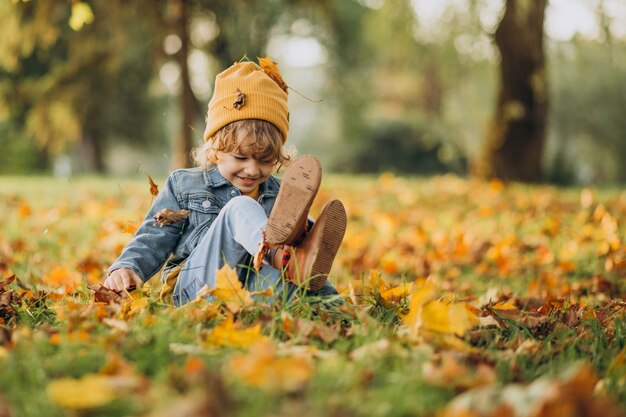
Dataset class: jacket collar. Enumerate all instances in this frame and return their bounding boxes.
[204,167,229,188]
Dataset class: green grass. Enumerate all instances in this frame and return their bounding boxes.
[1,174,625,416]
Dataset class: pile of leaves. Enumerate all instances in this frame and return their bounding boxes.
[0,174,625,417]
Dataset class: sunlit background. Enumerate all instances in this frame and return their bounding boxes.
[1,0,625,184]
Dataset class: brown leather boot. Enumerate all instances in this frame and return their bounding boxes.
[265,155,322,245]
[279,200,347,291]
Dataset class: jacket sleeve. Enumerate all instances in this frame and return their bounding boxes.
[108,174,187,282]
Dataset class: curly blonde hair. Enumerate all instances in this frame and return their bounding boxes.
[193,120,290,171]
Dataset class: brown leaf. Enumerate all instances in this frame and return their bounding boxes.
[153,209,190,227]
[146,174,159,196]
[0,277,17,324]
[232,88,246,109]
[0,325,12,348]
[258,56,288,93]
[89,285,123,305]
[0,275,15,293]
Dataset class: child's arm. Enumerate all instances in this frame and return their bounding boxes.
[105,173,187,289]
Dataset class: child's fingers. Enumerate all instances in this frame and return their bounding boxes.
[104,269,142,292]
[121,271,142,291]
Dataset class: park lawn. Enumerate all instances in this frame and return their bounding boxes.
[1,174,625,417]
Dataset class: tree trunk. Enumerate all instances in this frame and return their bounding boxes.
[81,133,106,173]
[479,0,548,182]
[171,0,195,169]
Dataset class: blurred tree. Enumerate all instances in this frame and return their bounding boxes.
[169,0,196,169]
[547,37,626,183]
[0,1,167,173]
[479,0,548,182]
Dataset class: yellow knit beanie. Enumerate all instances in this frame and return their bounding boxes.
[203,61,289,143]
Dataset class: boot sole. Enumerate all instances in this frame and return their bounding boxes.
[299,200,347,291]
[265,156,322,245]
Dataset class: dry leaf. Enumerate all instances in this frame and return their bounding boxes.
[0,275,15,292]
[153,208,190,227]
[206,316,268,348]
[42,267,80,293]
[227,341,313,392]
[440,362,624,417]
[258,56,288,93]
[146,174,159,196]
[233,88,246,109]
[402,280,478,340]
[208,264,253,314]
[47,374,116,409]
[89,284,123,305]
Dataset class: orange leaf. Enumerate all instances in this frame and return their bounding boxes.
[258,57,288,93]
[227,341,313,392]
[146,174,159,196]
[206,316,268,348]
[42,267,80,293]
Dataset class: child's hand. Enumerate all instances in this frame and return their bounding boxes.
[103,268,143,292]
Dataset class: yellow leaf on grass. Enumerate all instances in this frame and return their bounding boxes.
[47,374,115,409]
[422,301,478,336]
[402,280,478,337]
[401,280,437,334]
[492,301,517,310]
[209,264,253,313]
[206,316,268,348]
[125,296,149,316]
[380,282,413,303]
[227,341,313,392]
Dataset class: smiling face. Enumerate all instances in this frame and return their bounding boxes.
[216,149,275,196]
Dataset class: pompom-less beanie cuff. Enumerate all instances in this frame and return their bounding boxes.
[203,61,289,143]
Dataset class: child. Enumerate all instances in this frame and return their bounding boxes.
[104,59,347,306]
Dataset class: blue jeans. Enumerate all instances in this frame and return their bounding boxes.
[172,196,339,306]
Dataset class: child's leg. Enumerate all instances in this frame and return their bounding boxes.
[172,194,342,307]
[173,195,270,306]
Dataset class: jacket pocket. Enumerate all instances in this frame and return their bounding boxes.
[188,193,221,226]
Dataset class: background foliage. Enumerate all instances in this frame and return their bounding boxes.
[0,0,625,182]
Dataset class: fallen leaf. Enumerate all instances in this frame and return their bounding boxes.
[206,316,268,348]
[153,208,190,227]
[89,285,123,305]
[227,341,313,392]
[208,264,253,314]
[41,267,80,293]
[440,362,624,417]
[47,374,116,409]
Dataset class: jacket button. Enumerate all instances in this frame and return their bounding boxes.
[202,200,211,208]
[230,190,237,196]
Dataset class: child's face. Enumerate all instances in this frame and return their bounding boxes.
[216,150,274,196]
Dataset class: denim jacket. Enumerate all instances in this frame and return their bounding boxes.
[108,167,280,282]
